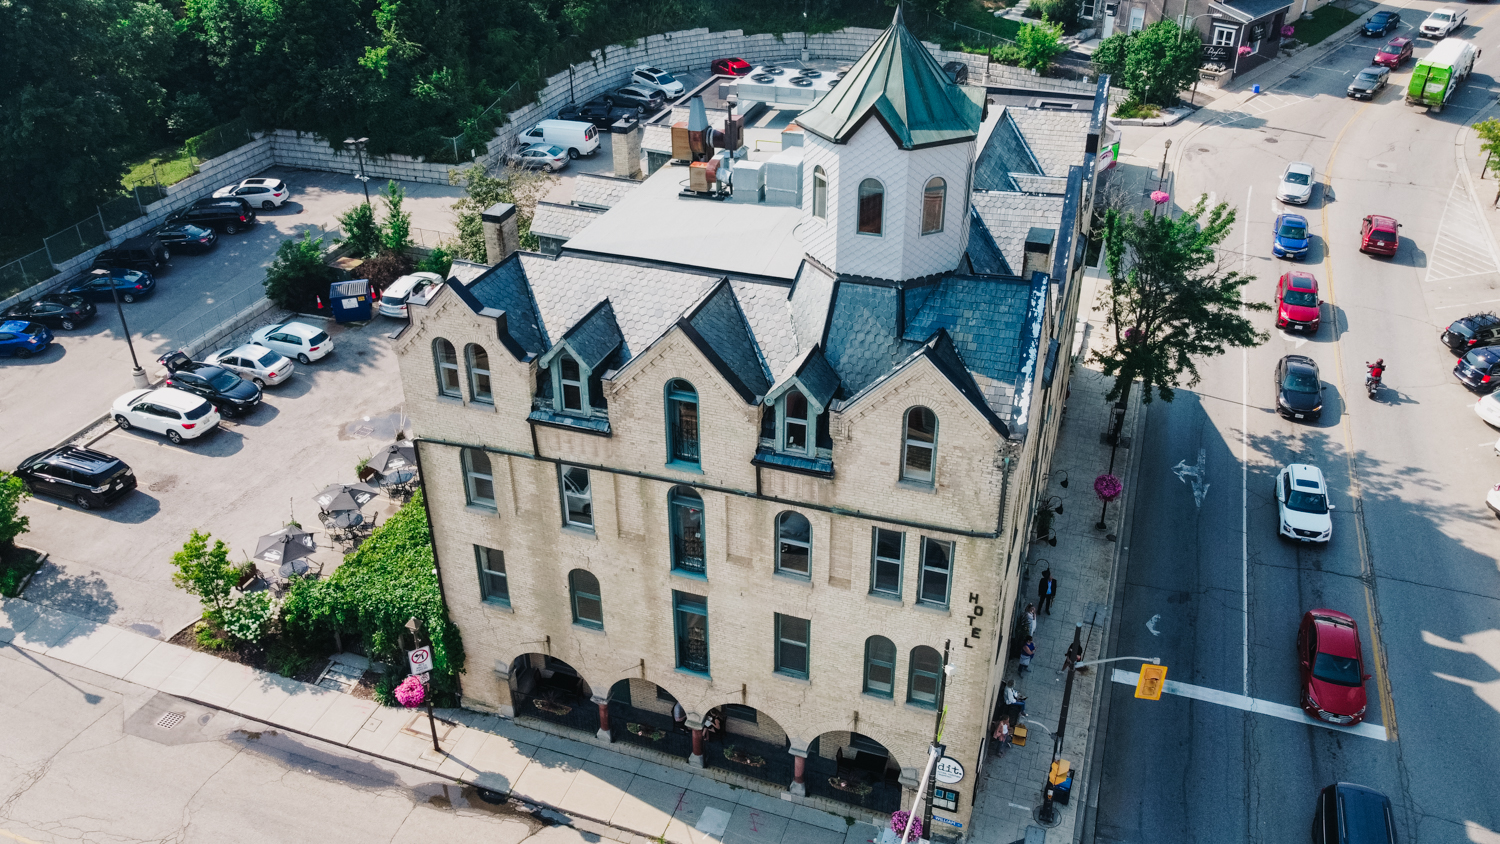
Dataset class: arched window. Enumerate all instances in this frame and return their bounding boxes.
[463,448,495,508]
[466,344,492,403]
[857,178,884,235]
[434,339,460,397]
[921,177,946,235]
[813,166,828,220]
[569,569,603,629]
[781,390,811,454]
[775,511,811,577]
[908,645,943,707]
[864,636,896,697]
[902,407,937,484]
[667,379,700,466]
[558,353,584,412]
[669,486,706,574]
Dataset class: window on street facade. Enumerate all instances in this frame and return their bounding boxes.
[813,166,828,220]
[864,635,896,697]
[908,645,943,707]
[670,486,706,574]
[435,338,461,397]
[463,448,495,508]
[569,569,603,629]
[902,406,937,484]
[857,178,884,235]
[467,344,493,403]
[775,613,810,678]
[870,528,905,597]
[560,466,593,529]
[776,511,812,577]
[667,379,700,466]
[674,591,709,673]
[921,177,946,235]
[558,354,585,412]
[917,536,953,608]
[1213,25,1236,46]
[780,390,813,455]
[476,546,508,606]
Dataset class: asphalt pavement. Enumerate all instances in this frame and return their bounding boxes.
[1092,6,1500,842]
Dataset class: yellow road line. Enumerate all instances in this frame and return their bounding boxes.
[1318,99,1399,743]
[0,828,46,844]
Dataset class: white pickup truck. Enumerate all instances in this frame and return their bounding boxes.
[1421,7,1466,38]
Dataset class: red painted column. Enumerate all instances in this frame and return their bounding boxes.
[691,727,705,757]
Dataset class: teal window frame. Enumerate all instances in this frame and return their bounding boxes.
[669,486,706,576]
[435,338,461,397]
[902,406,938,484]
[554,352,586,413]
[673,591,710,674]
[568,569,603,629]
[775,511,812,578]
[466,344,493,404]
[774,613,810,679]
[463,448,496,509]
[475,546,509,607]
[907,645,943,708]
[870,527,904,598]
[777,389,816,456]
[917,536,953,608]
[864,635,896,697]
[666,379,701,468]
[559,465,593,530]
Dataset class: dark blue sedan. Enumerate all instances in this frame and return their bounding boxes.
[1363,11,1400,36]
[0,320,53,358]
[1273,213,1310,260]
[64,268,157,303]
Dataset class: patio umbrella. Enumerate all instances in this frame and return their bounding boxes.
[278,557,312,578]
[367,441,417,476]
[254,526,317,565]
[315,482,380,514]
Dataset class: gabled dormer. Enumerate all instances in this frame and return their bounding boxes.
[530,299,622,435]
[754,345,840,476]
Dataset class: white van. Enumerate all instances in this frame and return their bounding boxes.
[380,272,443,319]
[517,120,600,159]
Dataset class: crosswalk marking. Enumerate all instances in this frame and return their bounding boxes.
[1213,93,1308,127]
[1111,669,1390,741]
[1426,173,1500,284]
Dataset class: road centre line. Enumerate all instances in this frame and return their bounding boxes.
[1111,670,1390,741]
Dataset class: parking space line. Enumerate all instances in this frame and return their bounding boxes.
[1111,670,1390,741]
[1427,173,1500,284]
[1434,297,1500,310]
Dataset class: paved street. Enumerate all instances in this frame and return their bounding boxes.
[1093,5,1500,842]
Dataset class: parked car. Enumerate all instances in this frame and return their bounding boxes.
[1420,7,1465,37]
[1363,10,1400,36]
[1441,312,1500,352]
[110,387,220,443]
[1453,346,1500,392]
[213,177,291,209]
[63,269,156,303]
[1273,213,1310,259]
[1311,783,1395,844]
[1374,37,1413,68]
[607,85,667,113]
[557,98,639,128]
[148,222,218,253]
[1475,393,1500,427]
[190,194,254,214]
[2,294,95,330]
[507,144,569,172]
[942,60,969,84]
[14,446,135,510]
[91,235,168,273]
[165,201,256,234]
[1488,481,1500,516]
[515,119,600,159]
[1276,463,1334,543]
[1347,65,1390,99]
[0,320,52,358]
[711,57,752,76]
[380,272,443,319]
[1359,215,1400,256]
[1276,354,1324,421]
[158,351,263,416]
[1277,161,1316,204]
[631,66,685,98]
[1298,611,1369,725]
[1276,271,1322,332]
[204,344,295,387]
[251,320,333,364]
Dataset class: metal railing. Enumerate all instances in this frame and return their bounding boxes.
[160,284,274,355]
[409,227,458,250]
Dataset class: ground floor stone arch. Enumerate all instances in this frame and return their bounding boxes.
[508,653,599,734]
[701,702,793,788]
[804,731,904,814]
[606,678,694,758]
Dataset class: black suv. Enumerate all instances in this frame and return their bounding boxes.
[15,446,136,510]
[606,85,667,112]
[166,201,256,234]
[91,235,169,273]
[2,294,96,330]
[558,98,640,128]
[148,223,218,254]
[158,350,263,416]
[1441,312,1500,353]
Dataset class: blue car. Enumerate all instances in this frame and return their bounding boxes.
[0,320,53,358]
[1273,213,1310,260]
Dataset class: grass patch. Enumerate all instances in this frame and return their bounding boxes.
[1113,101,1162,120]
[907,0,1022,52]
[0,544,43,597]
[122,149,197,191]
[1288,4,1359,47]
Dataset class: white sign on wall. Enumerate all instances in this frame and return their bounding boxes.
[935,756,965,784]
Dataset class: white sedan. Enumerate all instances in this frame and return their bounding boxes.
[213,178,291,209]
[250,321,333,364]
[1277,162,1316,205]
[1477,394,1500,428]
[205,343,295,387]
[1488,482,1500,516]
[112,387,221,444]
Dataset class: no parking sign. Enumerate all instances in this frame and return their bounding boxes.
[408,646,433,675]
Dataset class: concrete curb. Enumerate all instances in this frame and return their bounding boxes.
[8,544,50,597]
[1110,108,1193,127]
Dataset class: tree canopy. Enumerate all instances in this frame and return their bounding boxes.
[1092,20,1203,107]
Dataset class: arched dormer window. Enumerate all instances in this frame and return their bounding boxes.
[466,344,492,403]
[921,177,946,235]
[902,407,937,484]
[666,379,700,467]
[813,166,828,220]
[857,178,884,236]
[557,353,585,413]
[779,389,813,455]
[434,339,460,398]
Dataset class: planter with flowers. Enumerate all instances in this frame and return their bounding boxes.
[828,776,874,796]
[890,811,923,840]
[626,722,665,741]
[722,745,766,767]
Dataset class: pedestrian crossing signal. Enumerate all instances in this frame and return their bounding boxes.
[1135,665,1167,700]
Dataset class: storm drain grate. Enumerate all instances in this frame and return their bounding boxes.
[156,711,186,730]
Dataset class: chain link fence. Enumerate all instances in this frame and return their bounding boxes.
[0,249,58,302]
[161,283,273,355]
[186,117,255,164]
[409,227,458,250]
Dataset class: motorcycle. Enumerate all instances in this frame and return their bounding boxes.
[1365,362,1384,400]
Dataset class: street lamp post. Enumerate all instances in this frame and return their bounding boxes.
[405,617,442,753]
[345,137,372,206]
[108,280,148,388]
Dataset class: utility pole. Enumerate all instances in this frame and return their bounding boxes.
[108,279,148,388]
[345,137,372,206]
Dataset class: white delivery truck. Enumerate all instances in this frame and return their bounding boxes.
[516,120,600,159]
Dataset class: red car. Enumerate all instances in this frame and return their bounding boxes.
[1374,37,1412,68]
[1298,610,1370,725]
[711,58,752,76]
[1276,271,1323,332]
[1360,215,1400,256]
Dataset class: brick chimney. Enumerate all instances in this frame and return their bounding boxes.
[611,115,642,180]
[482,202,519,265]
[1023,227,1055,279]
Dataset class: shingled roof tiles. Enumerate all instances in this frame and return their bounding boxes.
[531,201,603,240]
[558,299,624,370]
[823,281,920,396]
[789,261,837,353]
[730,279,800,382]
[970,192,1066,275]
[684,281,772,399]
[465,257,546,357]
[1006,109,1090,178]
[570,174,641,210]
[972,110,1040,192]
[965,209,1012,276]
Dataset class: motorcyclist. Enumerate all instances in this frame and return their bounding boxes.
[1366,359,1385,385]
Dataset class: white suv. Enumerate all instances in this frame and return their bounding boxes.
[112,387,221,443]
[1276,464,1334,542]
[631,66,684,98]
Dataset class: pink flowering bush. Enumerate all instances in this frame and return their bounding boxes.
[1094,474,1124,502]
[1281,24,1296,37]
[890,811,923,839]
[394,675,426,708]
[1237,44,1252,56]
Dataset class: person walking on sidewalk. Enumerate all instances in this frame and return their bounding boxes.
[1019,636,1036,673]
[1038,570,1058,615]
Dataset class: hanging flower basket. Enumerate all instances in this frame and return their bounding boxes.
[891,810,924,839]
[1095,473,1124,502]
[1237,44,1253,56]
[723,745,767,767]
[394,675,425,708]
[533,698,573,716]
[1280,24,1296,37]
[626,722,666,741]
[828,776,874,796]
[1150,190,1170,204]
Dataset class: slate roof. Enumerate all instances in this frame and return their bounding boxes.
[903,274,1041,422]
[973,110,1042,192]
[822,280,916,397]
[1011,174,1070,195]
[965,208,1012,276]
[970,192,1066,273]
[454,256,545,359]
[796,8,985,150]
[553,299,623,371]
[531,201,603,240]
[729,279,799,380]
[681,280,772,401]
[571,174,640,210]
[1007,109,1091,177]
[768,345,841,409]
[1216,0,1292,21]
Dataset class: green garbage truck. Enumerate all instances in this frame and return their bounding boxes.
[1407,39,1479,112]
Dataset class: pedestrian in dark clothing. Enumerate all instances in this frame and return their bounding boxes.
[672,701,687,733]
[1018,636,1036,674]
[1063,639,1083,672]
[1039,570,1057,614]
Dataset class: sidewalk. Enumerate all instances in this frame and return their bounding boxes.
[0,596,879,844]
[963,266,1147,844]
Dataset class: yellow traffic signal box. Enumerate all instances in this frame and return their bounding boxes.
[1135,665,1168,700]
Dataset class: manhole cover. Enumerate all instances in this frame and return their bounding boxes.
[353,425,374,437]
[1264,137,1279,143]
[156,711,186,730]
